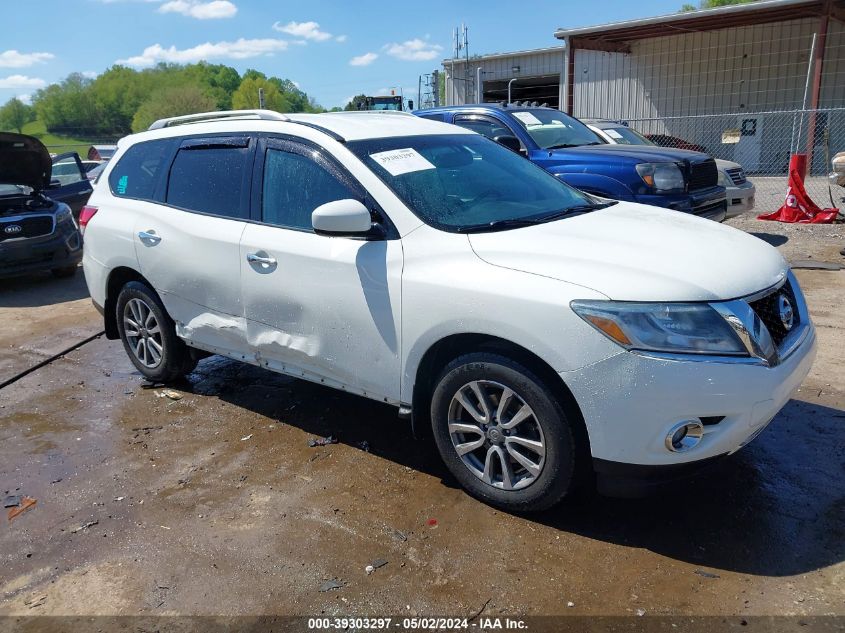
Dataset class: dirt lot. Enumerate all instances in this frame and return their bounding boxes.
[1,215,843,623]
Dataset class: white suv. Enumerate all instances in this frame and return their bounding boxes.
[82,109,816,511]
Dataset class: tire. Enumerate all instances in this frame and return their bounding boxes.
[51,265,78,278]
[116,281,197,383]
[430,352,578,512]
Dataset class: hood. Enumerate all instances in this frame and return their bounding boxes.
[468,203,787,302]
[553,143,709,164]
[715,158,742,170]
[0,133,52,191]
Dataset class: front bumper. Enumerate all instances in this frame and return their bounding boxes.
[561,272,817,492]
[635,185,727,221]
[0,224,82,278]
[725,181,756,218]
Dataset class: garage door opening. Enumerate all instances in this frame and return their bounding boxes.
[482,74,560,109]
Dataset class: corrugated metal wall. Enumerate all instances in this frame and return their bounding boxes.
[572,17,843,120]
[573,17,844,175]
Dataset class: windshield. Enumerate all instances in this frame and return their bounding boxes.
[600,125,655,146]
[348,134,610,232]
[509,110,604,150]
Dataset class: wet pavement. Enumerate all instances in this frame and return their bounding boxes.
[0,262,843,618]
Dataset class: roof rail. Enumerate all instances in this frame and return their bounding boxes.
[148,109,290,130]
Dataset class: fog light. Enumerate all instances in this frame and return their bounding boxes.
[665,420,704,452]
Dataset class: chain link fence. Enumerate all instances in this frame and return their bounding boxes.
[620,108,844,214]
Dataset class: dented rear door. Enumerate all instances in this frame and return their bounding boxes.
[133,135,254,356]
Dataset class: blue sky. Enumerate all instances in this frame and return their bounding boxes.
[2,0,682,110]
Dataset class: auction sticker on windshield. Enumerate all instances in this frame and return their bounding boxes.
[370,148,436,176]
[512,111,542,126]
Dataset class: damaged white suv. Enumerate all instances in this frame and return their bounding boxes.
[82,110,816,511]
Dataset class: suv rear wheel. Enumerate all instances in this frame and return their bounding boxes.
[430,352,578,512]
[116,281,196,382]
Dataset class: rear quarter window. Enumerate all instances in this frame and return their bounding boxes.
[108,139,173,201]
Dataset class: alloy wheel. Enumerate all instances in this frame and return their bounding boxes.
[123,298,164,368]
[447,380,546,491]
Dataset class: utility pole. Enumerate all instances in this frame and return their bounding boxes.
[258,87,266,109]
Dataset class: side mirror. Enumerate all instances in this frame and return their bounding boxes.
[312,199,373,236]
[493,135,521,153]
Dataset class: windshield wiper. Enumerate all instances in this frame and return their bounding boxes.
[545,141,603,150]
[456,201,616,233]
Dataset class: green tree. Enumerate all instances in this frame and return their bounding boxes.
[90,66,149,134]
[28,63,319,137]
[131,84,217,132]
[33,73,98,136]
[344,94,368,111]
[0,98,35,133]
[182,62,241,110]
[232,76,288,111]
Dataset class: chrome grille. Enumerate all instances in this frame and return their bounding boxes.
[725,167,746,185]
[688,159,718,191]
[748,280,800,347]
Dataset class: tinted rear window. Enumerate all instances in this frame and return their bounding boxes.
[166,142,250,218]
[109,139,172,200]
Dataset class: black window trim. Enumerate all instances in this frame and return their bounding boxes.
[249,133,399,240]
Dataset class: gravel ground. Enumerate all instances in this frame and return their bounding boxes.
[726,209,845,265]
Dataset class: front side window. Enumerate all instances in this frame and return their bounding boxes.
[262,147,357,230]
[109,139,172,201]
[166,140,250,218]
[453,116,513,141]
[602,126,654,146]
[348,134,609,233]
[509,109,604,150]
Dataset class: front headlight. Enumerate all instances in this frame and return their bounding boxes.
[56,208,77,228]
[718,169,732,187]
[570,300,747,356]
[635,162,685,193]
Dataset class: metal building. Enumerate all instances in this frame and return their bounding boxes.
[443,0,844,178]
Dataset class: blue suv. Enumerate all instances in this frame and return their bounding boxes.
[415,104,726,221]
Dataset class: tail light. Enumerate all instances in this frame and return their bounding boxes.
[78,206,98,236]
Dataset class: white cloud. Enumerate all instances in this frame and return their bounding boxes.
[158,0,237,19]
[0,75,46,90]
[272,21,332,42]
[17,94,32,105]
[335,34,347,43]
[117,38,288,66]
[81,70,98,79]
[349,52,377,67]
[383,38,442,61]
[0,50,54,68]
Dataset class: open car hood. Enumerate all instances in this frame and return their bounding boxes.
[0,132,52,191]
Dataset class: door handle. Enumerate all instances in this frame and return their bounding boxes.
[138,230,161,244]
[247,253,277,266]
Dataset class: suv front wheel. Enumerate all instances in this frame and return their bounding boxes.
[430,352,578,512]
[116,281,196,382]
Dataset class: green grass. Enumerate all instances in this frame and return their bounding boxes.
[21,119,99,157]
